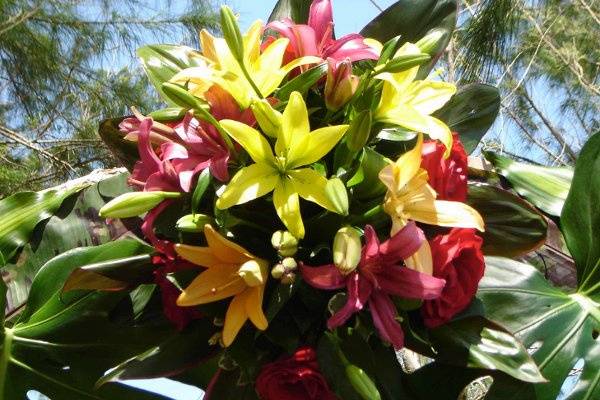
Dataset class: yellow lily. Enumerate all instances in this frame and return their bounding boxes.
[374,43,457,157]
[175,224,269,346]
[171,21,320,108]
[379,134,484,236]
[215,92,349,239]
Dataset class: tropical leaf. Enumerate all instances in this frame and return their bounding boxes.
[467,183,547,257]
[561,132,600,292]
[0,239,174,399]
[0,185,83,267]
[430,315,545,383]
[267,0,312,23]
[435,84,500,154]
[484,151,573,217]
[477,257,600,400]
[137,44,205,106]
[2,172,134,315]
[360,0,458,76]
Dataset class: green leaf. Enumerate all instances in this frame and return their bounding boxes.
[317,333,363,400]
[277,62,328,101]
[430,316,545,383]
[484,151,573,217]
[434,84,500,154]
[467,183,547,257]
[0,185,83,266]
[62,254,155,292]
[0,240,174,399]
[351,148,388,200]
[360,0,457,76]
[148,107,187,122]
[561,132,600,293]
[191,168,212,214]
[2,172,134,315]
[267,0,311,23]
[98,117,139,170]
[137,44,206,106]
[477,256,600,399]
[97,321,218,385]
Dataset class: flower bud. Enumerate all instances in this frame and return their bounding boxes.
[345,364,381,400]
[220,5,244,62]
[281,257,297,271]
[346,110,372,151]
[238,260,266,287]
[325,178,349,216]
[251,99,283,138]
[99,191,181,218]
[375,53,431,74]
[325,58,359,111]
[333,227,362,275]
[161,82,208,111]
[271,230,298,257]
[416,28,447,55]
[271,263,286,279]
[176,213,213,232]
[208,332,223,346]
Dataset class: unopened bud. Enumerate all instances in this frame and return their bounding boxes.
[238,260,266,287]
[416,28,447,55]
[251,99,282,138]
[345,364,381,400]
[333,227,362,275]
[220,6,244,62]
[375,53,431,74]
[346,110,372,151]
[281,257,297,271]
[325,58,359,111]
[208,332,224,347]
[176,213,212,232]
[99,191,181,218]
[271,263,286,280]
[271,230,298,257]
[161,82,208,111]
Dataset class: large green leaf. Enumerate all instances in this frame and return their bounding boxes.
[2,172,134,315]
[0,185,83,267]
[430,316,545,383]
[434,84,500,154]
[360,0,457,76]
[484,151,573,217]
[267,0,312,23]
[0,239,173,399]
[467,183,547,257]
[561,132,600,292]
[477,257,600,399]
[137,44,205,106]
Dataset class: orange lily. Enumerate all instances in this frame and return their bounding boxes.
[175,224,269,346]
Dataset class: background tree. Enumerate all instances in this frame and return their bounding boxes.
[0,0,218,196]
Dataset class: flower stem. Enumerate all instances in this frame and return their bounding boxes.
[240,63,264,99]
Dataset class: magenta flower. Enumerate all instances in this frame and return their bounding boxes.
[267,0,379,64]
[301,222,446,348]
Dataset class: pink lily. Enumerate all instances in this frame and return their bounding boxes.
[301,222,446,348]
[267,0,379,65]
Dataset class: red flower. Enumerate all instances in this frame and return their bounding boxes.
[421,133,468,202]
[421,228,485,328]
[256,347,338,400]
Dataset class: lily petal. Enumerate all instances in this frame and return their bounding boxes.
[405,241,434,275]
[300,263,346,290]
[277,92,310,157]
[203,225,254,264]
[377,265,446,299]
[289,168,340,213]
[175,244,222,268]
[273,178,304,238]
[379,134,424,193]
[328,272,372,329]
[288,124,349,168]
[245,285,268,330]
[223,290,250,346]
[308,0,333,41]
[177,266,246,306]
[369,290,405,348]
[216,163,279,209]
[379,221,424,262]
[407,199,485,232]
[220,119,275,163]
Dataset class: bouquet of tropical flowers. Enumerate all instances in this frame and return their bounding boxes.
[2,1,600,399]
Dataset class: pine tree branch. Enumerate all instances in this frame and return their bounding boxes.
[574,0,600,26]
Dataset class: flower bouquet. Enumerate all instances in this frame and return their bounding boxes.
[2,1,600,399]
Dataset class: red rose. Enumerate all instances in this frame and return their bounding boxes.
[421,133,468,202]
[422,228,484,328]
[256,347,338,400]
